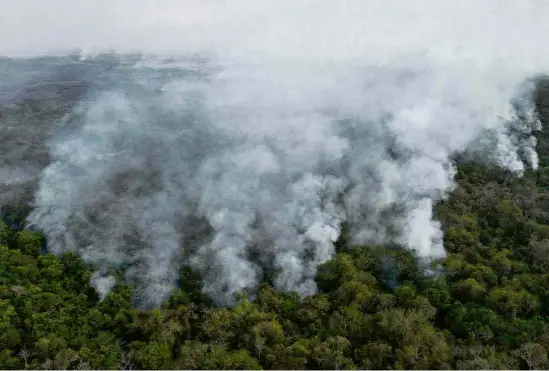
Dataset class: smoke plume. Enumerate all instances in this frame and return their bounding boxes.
[0,1,547,306]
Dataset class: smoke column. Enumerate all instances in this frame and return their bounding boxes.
[0,1,547,306]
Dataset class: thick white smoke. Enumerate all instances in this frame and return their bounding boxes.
[1,1,547,306]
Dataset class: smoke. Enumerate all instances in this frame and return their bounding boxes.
[1,1,547,306]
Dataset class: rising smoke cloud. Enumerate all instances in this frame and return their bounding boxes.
[0,1,548,306]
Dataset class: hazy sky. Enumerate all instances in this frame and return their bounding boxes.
[2,0,548,72]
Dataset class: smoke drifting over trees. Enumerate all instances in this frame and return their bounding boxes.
[0,1,548,306]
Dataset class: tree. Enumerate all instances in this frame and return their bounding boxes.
[514,342,548,370]
[134,341,172,369]
[15,230,44,257]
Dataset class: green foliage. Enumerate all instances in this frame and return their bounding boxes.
[15,230,43,257]
[0,220,9,245]
[3,117,549,369]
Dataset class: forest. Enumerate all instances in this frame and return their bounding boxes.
[1,80,549,370]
